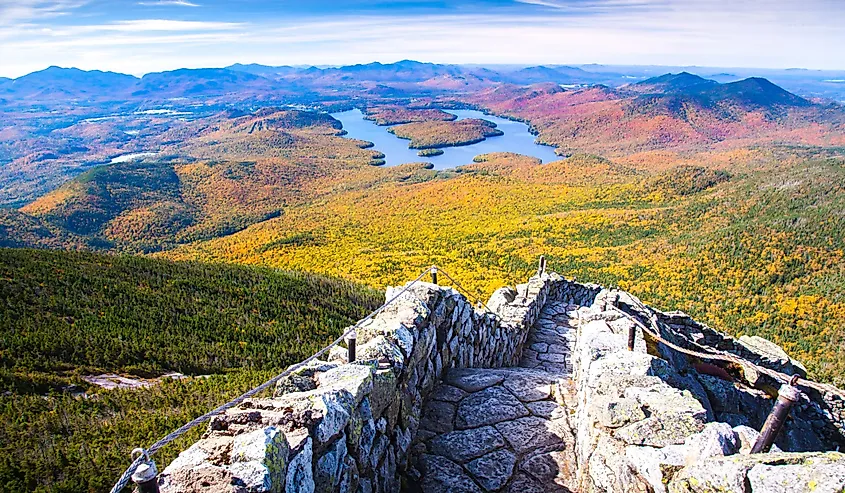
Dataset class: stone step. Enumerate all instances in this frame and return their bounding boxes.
[411,368,577,492]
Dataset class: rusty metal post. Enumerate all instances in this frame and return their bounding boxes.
[627,324,636,351]
[431,266,438,285]
[347,329,357,363]
[751,377,801,453]
[131,450,160,493]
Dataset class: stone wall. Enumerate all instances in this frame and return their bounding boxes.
[158,273,592,493]
[571,287,845,492]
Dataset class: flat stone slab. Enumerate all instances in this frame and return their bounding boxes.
[506,472,570,493]
[502,372,553,403]
[456,386,530,429]
[466,448,517,491]
[430,384,468,403]
[420,454,483,493]
[538,352,567,364]
[495,416,566,454]
[527,401,567,420]
[429,426,506,463]
[447,370,505,393]
[420,400,456,434]
[547,344,570,354]
[529,342,549,353]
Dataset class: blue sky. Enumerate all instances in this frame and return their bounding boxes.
[1,0,843,77]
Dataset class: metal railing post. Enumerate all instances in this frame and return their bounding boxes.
[627,324,636,351]
[131,450,160,493]
[751,376,801,453]
[431,266,438,285]
[538,255,546,276]
[347,329,357,363]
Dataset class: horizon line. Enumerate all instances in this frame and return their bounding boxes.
[6,60,845,80]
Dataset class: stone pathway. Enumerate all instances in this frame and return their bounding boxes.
[409,302,581,492]
[519,301,578,375]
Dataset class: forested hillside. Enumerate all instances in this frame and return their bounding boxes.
[165,150,845,387]
[0,249,381,492]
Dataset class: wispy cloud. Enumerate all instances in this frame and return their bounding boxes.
[0,0,88,26]
[137,0,200,7]
[0,0,843,77]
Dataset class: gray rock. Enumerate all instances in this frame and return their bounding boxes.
[315,389,356,444]
[446,369,505,393]
[285,437,315,493]
[419,454,483,493]
[357,478,372,493]
[668,452,845,492]
[456,386,530,429]
[530,342,549,353]
[587,435,651,492]
[615,384,708,447]
[506,472,569,493]
[502,372,553,402]
[616,413,706,447]
[369,434,388,471]
[316,364,373,407]
[495,416,566,454]
[429,426,506,463]
[369,368,397,421]
[738,335,807,377]
[538,352,567,363]
[466,449,517,491]
[696,374,741,415]
[315,434,347,493]
[420,399,456,434]
[430,384,469,403]
[356,419,376,468]
[526,401,566,420]
[547,344,569,355]
[732,425,781,455]
[682,422,738,463]
[625,444,686,493]
[747,455,845,492]
[594,397,645,429]
[228,427,289,492]
[521,449,577,491]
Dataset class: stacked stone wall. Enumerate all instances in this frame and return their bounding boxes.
[571,288,845,492]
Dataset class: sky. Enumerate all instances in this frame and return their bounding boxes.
[0,0,844,78]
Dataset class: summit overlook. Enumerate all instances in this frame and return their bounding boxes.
[2,1,845,492]
[2,59,844,492]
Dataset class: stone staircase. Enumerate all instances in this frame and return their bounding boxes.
[158,272,845,493]
[408,300,583,492]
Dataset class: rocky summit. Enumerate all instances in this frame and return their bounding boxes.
[159,272,845,492]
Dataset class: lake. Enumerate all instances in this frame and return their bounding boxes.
[110,152,156,163]
[331,109,561,169]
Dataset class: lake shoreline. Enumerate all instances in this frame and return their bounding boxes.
[331,108,561,169]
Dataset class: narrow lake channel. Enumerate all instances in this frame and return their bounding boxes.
[331,109,561,170]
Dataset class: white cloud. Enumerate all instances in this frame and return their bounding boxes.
[137,0,200,7]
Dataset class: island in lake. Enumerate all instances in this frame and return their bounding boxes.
[364,106,457,125]
[417,148,444,157]
[388,118,504,149]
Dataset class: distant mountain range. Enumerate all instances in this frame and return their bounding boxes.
[0,61,634,103]
[3,61,845,106]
